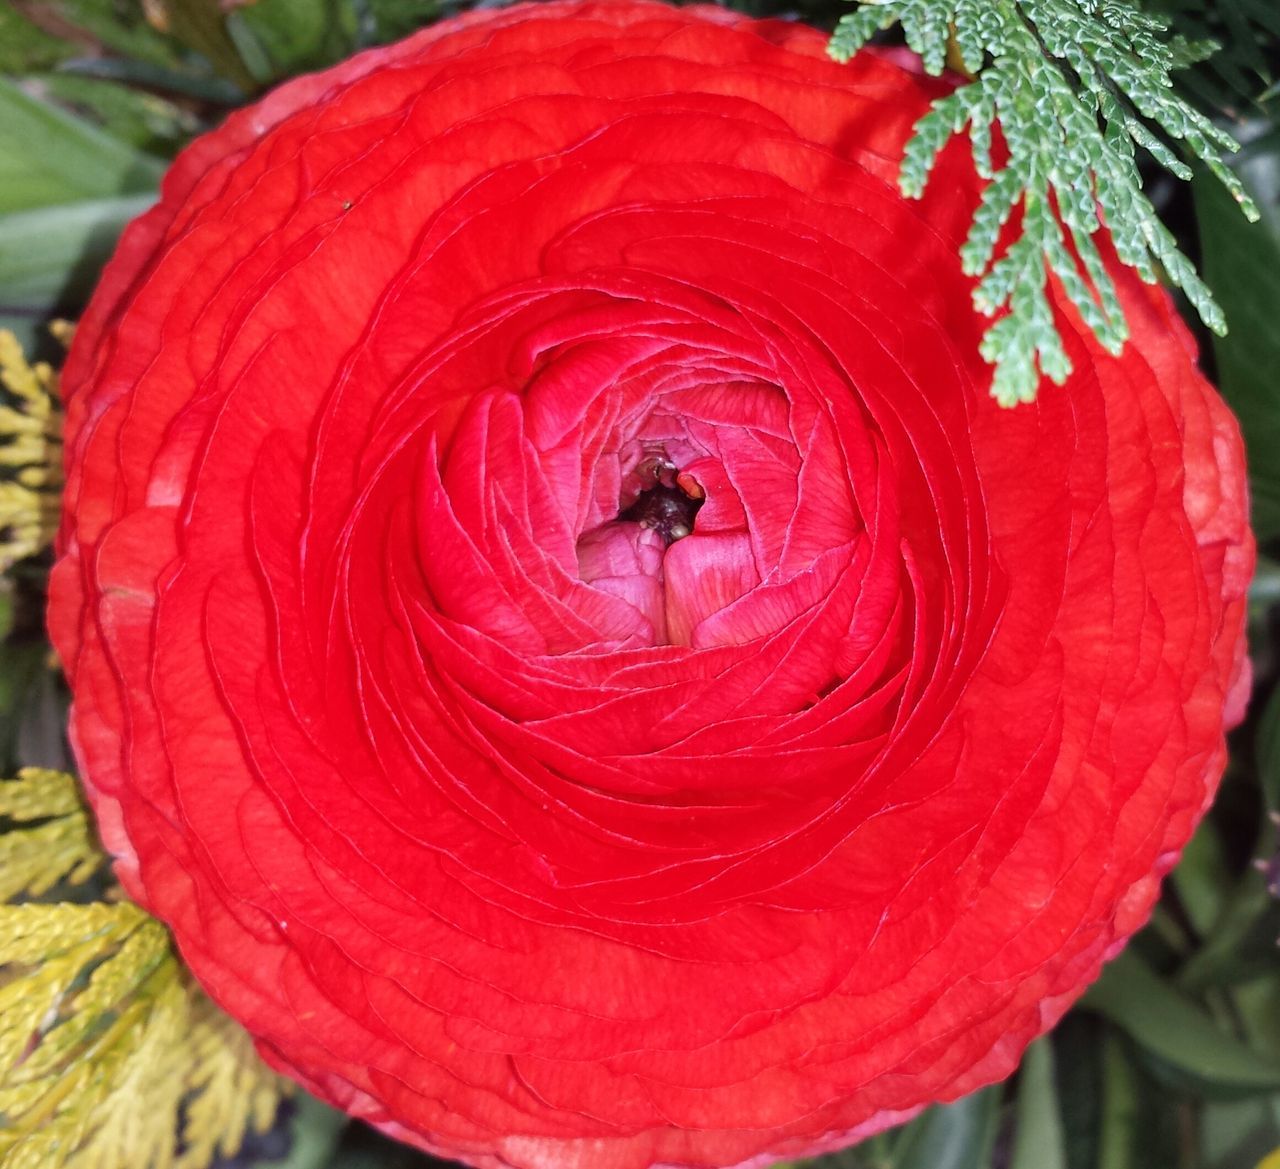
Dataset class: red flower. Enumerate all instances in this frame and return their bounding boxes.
[48,2,1252,1167]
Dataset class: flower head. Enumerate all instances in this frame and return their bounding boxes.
[48,3,1253,1168]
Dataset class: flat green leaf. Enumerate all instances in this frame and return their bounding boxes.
[1175,815,1234,937]
[57,55,243,105]
[0,641,47,776]
[1200,1098,1280,1169]
[1234,981,1280,1067]
[1052,1015,1103,1169]
[890,1084,1000,1169]
[36,74,195,156]
[1084,950,1280,1094]
[0,7,73,73]
[0,194,155,320]
[23,0,183,69]
[229,0,358,82]
[1194,151,1280,541]
[319,1118,446,1168]
[157,0,258,93]
[1258,683,1280,813]
[0,78,163,214]
[1073,1025,1184,1169]
[1009,1040,1067,1169]
[1172,686,1280,992]
[1178,883,1280,992]
[362,0,441,44]
[268,1094,349,1169]
[1096,1034,1140,1169]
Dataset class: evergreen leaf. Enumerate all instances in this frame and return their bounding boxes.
[177,997,289,1169]
[0,770,290,1169]
[0,767,82,820]
[0,769,101,900]
[0,334,63,573]
[827,0,1258,403]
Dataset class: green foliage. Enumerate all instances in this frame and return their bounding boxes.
[34,74,197,156]
[829,0,1259,405]
[0,8,72,74]
[360,0,444,44]
[227,0,361,83]
[0,78,162,357]
[889,1087,1001,1169]
[0,196,156,357]
[0,768,97,899]
[0,768,289,1169]
[139,0,259,92]
[1194,130,1280,541]
[1150,0,1280,108]
[0,1,448,355]
[18,0,188,71]
[0,78,162,216]
[1084,950,1280,1095]
[0,331,63,575]
[1009,1041,1067,1169]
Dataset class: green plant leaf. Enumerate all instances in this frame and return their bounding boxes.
[316,1117,446,1168]
[1052,1014,1103,1169]
[1065,1024,1185,1169]
[1149,0,1279,108]
[828,0,1257,406]
[890,1084,1001,1169]
[1177,883,1280,992]
[361,0,441,44]
[35,74,196,156]
[0,641,45,776]
[21,0,184,69]
[0,78,163,214]
[156,0,258,93]
[1175,815,1234,937]
[56,55,244,105]
[270,1095,349,1169]
[1009,1040,1067,1169]
[1194,142,1280,541]
[1096,1034,1140,1169]
[1258,682,1280,813]
[228,0,359,82]
[1084,950,1280,1095]
[1200,1097,1280,1169]
[0,7,73,74]
[0,194,156,320]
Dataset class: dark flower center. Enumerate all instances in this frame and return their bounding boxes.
[616,457,704,545]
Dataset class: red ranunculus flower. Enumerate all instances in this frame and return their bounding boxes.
[48,2,1253,1166]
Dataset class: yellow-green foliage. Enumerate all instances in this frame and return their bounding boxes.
[0,767,99,900]
[0,768,288,1169]
[0,328,64,573]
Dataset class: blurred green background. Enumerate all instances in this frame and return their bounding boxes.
[0,1,1278,1167]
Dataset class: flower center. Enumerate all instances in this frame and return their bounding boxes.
[615,456,704,545]
[575,441,747,649]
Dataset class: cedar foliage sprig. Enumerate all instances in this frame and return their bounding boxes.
[1147,0,1279,106]
[0,768,288,1169]
[828,0,1261,406]
[0,329,64,572]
